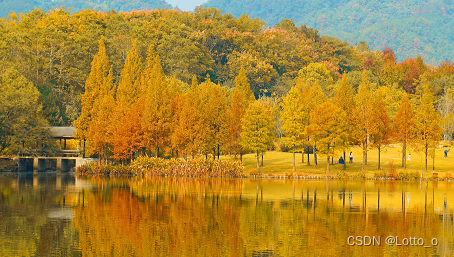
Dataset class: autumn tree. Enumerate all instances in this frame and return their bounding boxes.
[308,101,348,175]
[333,74,356,169]
[111,40,143,160]
[228,66,255,161]
[397,57,427,93]
[115,40,143,111]
[142,53,174,157]
[414,81,442,171]
[303,81,328,167]
[353,71,374,171]
[198,78,229,160]
[298,62,335,95]
[369,91,392,169]
[393,93,415,168]
[281,85,305,171]
[74,37,115,162]
[235,65,255,102]
[172,76,202,158]
[240,101,274,172]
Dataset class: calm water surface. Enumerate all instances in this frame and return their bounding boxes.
[1,173,454,256]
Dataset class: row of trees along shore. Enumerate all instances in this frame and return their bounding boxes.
[75,37,442,174]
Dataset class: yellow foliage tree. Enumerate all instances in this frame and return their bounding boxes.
[308,101,348,174]
[281,85,305,171]
[111,40,143,160]
[353,71,374,171]
[228,66,255,161]
[333,74,356,169]
[392,93,415,168]
[414,81,442,170]
[240,101,274,172]
[74,37,114,162]
[198,78,229,159]
[369,91,392,169]
[142,54,173,157]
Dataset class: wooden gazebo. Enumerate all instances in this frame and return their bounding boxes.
[48,127,81,156]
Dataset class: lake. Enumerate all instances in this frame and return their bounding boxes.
[0,173,453,256]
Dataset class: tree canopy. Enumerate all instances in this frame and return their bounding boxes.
[204,0,454,65]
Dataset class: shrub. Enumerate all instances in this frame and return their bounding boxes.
[77,162,134,176]
[129,157,245,178]
[78,157,245,178]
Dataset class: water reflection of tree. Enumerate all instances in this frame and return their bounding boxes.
[74,178,244,256]
[73,178,454,256]
[238,197,445,256]
[0,174,78,257]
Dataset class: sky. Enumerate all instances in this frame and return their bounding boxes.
[166,0,208,11]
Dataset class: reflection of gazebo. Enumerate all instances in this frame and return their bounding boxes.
[48,127,80,156]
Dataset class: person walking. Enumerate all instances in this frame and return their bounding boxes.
[407,154,411,162]
[444,149,450,158]
[349,152,353,164]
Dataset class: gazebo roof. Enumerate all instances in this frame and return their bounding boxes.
[48,127,76,139]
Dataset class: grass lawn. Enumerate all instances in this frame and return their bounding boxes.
[221,143,454,179]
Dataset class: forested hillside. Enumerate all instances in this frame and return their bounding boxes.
[0,0,173,17]
[0,8,362,128]
[2,7,454,163]
[203,0,454,65]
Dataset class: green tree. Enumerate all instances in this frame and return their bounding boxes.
[240,101,274,172]
[298,63,334,95]
[0,68,50,154]
[228,66,255,161]
[281,86,305,171]
[115,40,143,110]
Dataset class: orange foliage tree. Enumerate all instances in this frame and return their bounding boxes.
[392,93,415,168]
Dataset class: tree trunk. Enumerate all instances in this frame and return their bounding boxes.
[327,156,330,175]
[425,142,428,171]
[313,144,317,168]
[402,142,406,168]
[240,153,243,162]
[293,145,296,172]
[307,144,310,165]
[256,150,260,172]
[433,147,435,171]
[362,142,366,171]
[378,146,381,170]
[261,152,264,166]
[343,151,346,170]
[217,145,220,160]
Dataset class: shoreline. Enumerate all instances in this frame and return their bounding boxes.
[2,156,453,181]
